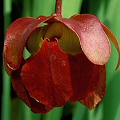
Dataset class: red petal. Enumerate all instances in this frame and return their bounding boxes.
[4,56,12,77]
[80,65,106,110]
[12,78,53,114]
[4,15,55,70]
[4,17,36,70]
[69,53,102,101]
[55,14,111,65]
[11,59,53,114]
[69,52,106,109]
[102,24,120,70]
[21,40,73,107]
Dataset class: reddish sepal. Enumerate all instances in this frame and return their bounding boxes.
[21,40,73,107]
[69,53,106,109]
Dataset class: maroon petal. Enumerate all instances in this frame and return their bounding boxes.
[4,56,13,77]
[4,17,36,70]
[80,65,106,110]
[11,59,53,114]
[69,53,99,99]
[4,15,55,70]
[102,24,120,70]
[55,14,111,65]
[21,40,73,107]
[4,56,52,113]
[69,53,106,109]
[12,78,53,114]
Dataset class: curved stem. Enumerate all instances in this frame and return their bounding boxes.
[56,0,62,16]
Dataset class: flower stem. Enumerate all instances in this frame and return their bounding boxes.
[56,0,62,16]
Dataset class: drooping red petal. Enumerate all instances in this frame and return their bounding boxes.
[4,56,52,113]
[10,59,53,114]
[4,15,55,70]
[21,40,73,107]
[69,53,99,100]
[12,77,53,114]
[55,14,111,65]
[4,56,13,77]
[80,65,106,110]
[69,52,106,109]
[102,24,120,70]
[4,17,36,70]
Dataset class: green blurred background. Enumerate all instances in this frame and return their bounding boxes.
[1,0,120,120]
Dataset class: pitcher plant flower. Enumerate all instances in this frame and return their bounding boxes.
[4,0,120,114]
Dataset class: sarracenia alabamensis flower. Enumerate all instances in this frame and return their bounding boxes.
[4,0,120,114]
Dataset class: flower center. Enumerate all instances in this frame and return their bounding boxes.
[26,21,82,56]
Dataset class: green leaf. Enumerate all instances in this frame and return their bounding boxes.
[62,0,83,18]
[32,0,56,17]
[42,107,63,120]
